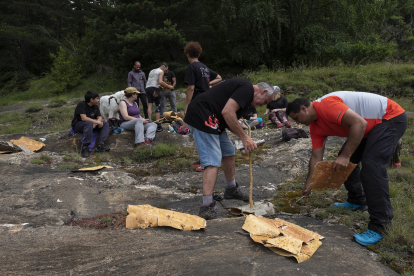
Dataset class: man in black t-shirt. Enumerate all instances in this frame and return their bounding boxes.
[183,42,222,114]
[159,65,177,117]
[72,90,110,157]
[184,79,274,219]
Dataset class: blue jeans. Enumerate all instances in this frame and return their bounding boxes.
[160,91,177,116]
[188,125,235,168]
[73,121,109,146]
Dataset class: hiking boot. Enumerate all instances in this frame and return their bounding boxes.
[334,201,368,211]
[198,201,222,220]
[144,138,152,146]
[354,229,383,246]
[156,123,163,132]
[95,144,110,152]
[196,166,204,172]
[284,120,292,128]
[393,161,401,167]
[190,160,201,168]
[224,182,249,201]
[81,146,89,158]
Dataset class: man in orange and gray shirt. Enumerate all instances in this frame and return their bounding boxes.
[287,91,407,246]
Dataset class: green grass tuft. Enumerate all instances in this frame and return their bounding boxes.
[25,104,43,113]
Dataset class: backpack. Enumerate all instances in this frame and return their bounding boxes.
[171,120,183,132]
[282,128,308,141]
[108,118,124,134]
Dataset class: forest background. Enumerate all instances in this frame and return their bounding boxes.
[2,0,414,99]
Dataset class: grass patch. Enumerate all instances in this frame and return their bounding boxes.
[134,143,179,162]
[56,164,81,170]
[31,159,43,164]
[0,112,32,134]
[47,99,67,108]
[25,104,43,113]
[176,103,185,111]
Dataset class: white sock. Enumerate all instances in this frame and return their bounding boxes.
[202,195,213,206]
[226,179,236,189]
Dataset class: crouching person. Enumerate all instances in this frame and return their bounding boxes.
[118,87,157,146]
[72,90,110,157]
[184,79,274,219]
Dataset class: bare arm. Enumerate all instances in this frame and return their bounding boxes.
[222,99,257,153]
[332,109,367,171]
[272,108,286,112]
[302,146,325,196]
[250,113,258,120]
[158,72,173,89]
[210,74,222,87]
[264,108,270,115]
[185,84,195,114]
[172,77,176,88]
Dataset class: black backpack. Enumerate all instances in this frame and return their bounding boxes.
[108,118,124,134]
[282,128,308,141]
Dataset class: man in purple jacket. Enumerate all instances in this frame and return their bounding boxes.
[127,61,148,119]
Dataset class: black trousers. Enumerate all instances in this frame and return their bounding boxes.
[338,112,408,233]
[73,121,109,146]
[134,93,148,119]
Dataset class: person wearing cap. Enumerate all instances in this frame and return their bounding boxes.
[118,87,157,146]
[264,86,291,128]
[71,90,110,157]
[127,61,148,119]
[146,62,173,131]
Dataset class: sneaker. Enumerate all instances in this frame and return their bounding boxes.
[224,182,249,201]
[354,229,383,246]
[156,123,163,132]
[284,120,292,128]
[276,121,284,128]
[334,201,368,211]
[95,144,110,152]
[198,201,222,220]
[190,160,201,168]
[393,161,401,167]
[135,142,146,147]
[196,166,204,172]
[250,126,256,130]
[144,138,152,146]
[81,146,89,157]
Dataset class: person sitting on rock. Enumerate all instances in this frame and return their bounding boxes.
[118,87,157,146]
[264,86,291,128]
[238,105,262,130]
[72,90,110,157]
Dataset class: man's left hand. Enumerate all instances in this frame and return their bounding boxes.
[332,155,350,171]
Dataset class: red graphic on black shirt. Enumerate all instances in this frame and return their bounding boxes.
[205,114,221,132]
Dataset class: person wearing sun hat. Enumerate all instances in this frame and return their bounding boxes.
[118,87,157,146]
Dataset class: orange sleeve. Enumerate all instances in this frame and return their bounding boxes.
[310,124,326,149]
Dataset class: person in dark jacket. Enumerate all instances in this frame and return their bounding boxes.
[127,61,148,119]
[264,86,291,128]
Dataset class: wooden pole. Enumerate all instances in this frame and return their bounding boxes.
[242,119,254,208]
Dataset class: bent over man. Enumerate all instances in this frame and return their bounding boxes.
[184,79,274,219]
[286,91,407,246]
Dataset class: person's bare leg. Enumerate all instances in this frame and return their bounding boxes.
[249,119,260,127]
[202,166,219,196]
[222,156,235,181]
[155,112,160,121]
[147,105,153,122]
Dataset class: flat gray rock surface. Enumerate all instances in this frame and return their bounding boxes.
[0,127,397,275]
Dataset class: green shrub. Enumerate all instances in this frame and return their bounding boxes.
[134,143,179,161]
[25,104,43,113]
[49,47,84,94]
[307,89,323,100]
[48,99,67,108]
[31,159,43,164]
[286,94,300,102]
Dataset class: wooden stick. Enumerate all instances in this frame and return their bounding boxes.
[242,119,253,208]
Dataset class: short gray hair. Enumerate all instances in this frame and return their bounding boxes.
[256,82,274,97]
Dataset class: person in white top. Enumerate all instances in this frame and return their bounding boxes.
[145,62,174,131]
